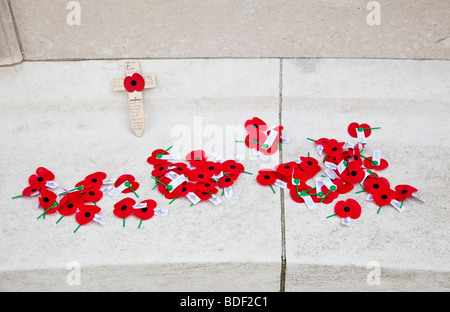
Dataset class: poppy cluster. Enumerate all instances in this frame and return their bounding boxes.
[147,146,250,206]
[13,169,160,232]
[238,117,285,155]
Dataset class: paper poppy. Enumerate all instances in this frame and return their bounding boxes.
[133,199,157,221]
[314,138,330,146]
[174,182,197,198]
[147,149,171,165]
[339,161,366,184]
[245,131,268,151]
[289,187,306,203]
[394,184,418,201]
[185,150,208,167]
[196,181,218,193]
[83,171,107,189]
[124,73,145,93]
[187,167,213,183]
[319,185,339,204]
[346,147,363,167]
[156,176,174,195]
[201,161,223,176]
[217,175,237,188]
[245,117,268,134]
[28,167,55,190]
[151,162,172,178]
[75,204,101,226]
[39,189,58,212]
[299,157,321,177]
[260,126,283,155]
[114,174,140,194]
[22,185,41,197]
[256,169,278,186]
[348,122,372,139]
[334,199,361,219]
[363,157,389,170]
[276,161,298,178]
[81,188,103,203]
[171,162,191,175]
[334,178,354,194]
[363,176,390,194]
[372,186,397,207]
[194,187,219,201]
[222,160,245,176]
[323,139,345,157]
[57,193,84,217]
[113,197,136,219]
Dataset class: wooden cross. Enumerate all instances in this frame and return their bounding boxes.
[112,60,156,137]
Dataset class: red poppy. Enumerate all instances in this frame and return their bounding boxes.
[256,169,278,186]
[245,131,268,151]
[28,167,55,190]
[196,181,218,193]
[347,122,372,139]
[75,204,101,226]
[333,178,354,194]
[147,149,170,165]
[171,162,190,175]
[394,184,418,201]
[291,167,310,184]
[57,193,84,216]
[83,172,107,189]
[151,162,172,178]
[245,117,268,134]
[217,175,237,188]
[319,185,339,204]
[185,150,208,167]
[299,157,321,177]
[39,189,58,213]
[194,187,219,201]
[289,187,305,203]
[113,197,136,219]
[346,147,363,167]
[187,167,212,183]
[363,176,390,194]
[363,157,389,170]
[314,138,330,146]
[81,188,103,203]
[260,126,283,155]
[323,139,345,157]
[156,176,174,195]
[124,73,145,93]
[201,161,223,176]
[133,199,157,220]
[276,161,298,178]
[334,199,361,219]
[173,182,197,197]
[114,174,140,194]
[339,161,365,184]
[222,160,245,176]
[22,185,41,197]
[372,186,397,207]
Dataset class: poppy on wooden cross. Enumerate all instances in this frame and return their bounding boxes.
[112,60,156,137]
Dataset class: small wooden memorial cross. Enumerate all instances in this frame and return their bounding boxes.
[112,60,156,137]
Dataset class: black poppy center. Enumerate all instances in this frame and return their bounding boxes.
[307,161,313,166]
[131,80,137,86]
[225,178,231,182]
[182,187,187,192]
[230,165,236,169]
[177,167,183,171]
[354,156,358,160]
[373,184,379,189]
[202,192,208,195]
[38,177,44,182]
[43,197,49,202]
[198,174,204,179]
[205,183,210,187]
[401,189,408,194]
[31,188,37,192]
[209,166,214,170]
[332,147,338,151]
[264,175,271,179]
[195,157,201,161]
[252,124,258,128]
[284,165,290,169]
[381,195,388,199]
[89,191,95,195]
[84,212,91,218]
[121,205,127,210]
[141,208,148,212]
[92,178,98,183]
[158,166,164,171]
[350,171,357,176]
[68,203,74,208]
[343,206,350,212]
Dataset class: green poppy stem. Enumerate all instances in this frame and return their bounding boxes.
[400,200,404,208]
[377,206,382,214]
[156,145,173,158]
[323,155,330,162]
[246,140,268,149]
[319,190,332,203]
[306,138,316,142]
[73,224,81,233]
[269,185,276,194]
[169,198,177,204]
[123,218,126,227]
[125,181,139,198]
[12,195,23,199]
[360,155,378,165]
[56,215,64,224]
[326,213,336,219]
[37,202,58,219]
[58,186,83,196]
[138,219,143,229]
[243,171,253,175]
